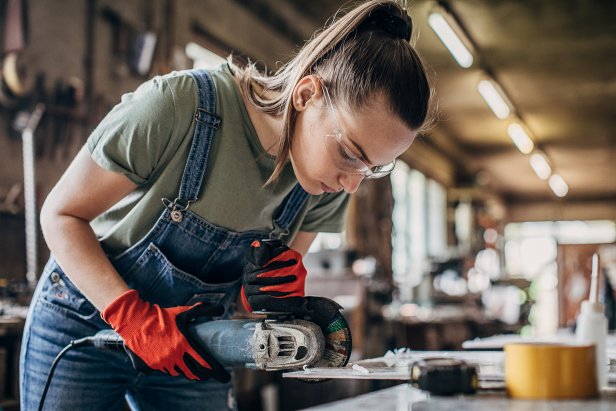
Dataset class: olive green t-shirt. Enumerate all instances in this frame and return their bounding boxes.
[86,64,349,256]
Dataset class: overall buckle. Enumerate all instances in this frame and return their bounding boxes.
[161,197,193,223]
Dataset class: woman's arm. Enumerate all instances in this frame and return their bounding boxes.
[289,231,318,256]
[40,146,138,310]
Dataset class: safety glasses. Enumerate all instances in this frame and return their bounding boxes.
[321,84,396,179]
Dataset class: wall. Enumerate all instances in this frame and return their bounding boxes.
[1,0,300,200]
[0,0,300,279]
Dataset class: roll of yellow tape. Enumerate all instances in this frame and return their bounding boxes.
[504,342,598,399]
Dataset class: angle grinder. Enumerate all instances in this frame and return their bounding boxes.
[38,296,351,410]
[93,296,352,371]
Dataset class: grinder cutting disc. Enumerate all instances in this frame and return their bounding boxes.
[315,310,352,368]
[294,296,352,368]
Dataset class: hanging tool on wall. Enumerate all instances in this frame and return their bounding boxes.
[131,0,157,77]
[0,0,34,110]
[46,77,83,160]
[101,7,132,78]
[102,5,158,78]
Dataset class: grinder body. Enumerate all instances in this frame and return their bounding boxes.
[94,318,326,371]
[191,319,325,370]
[94,296,352,372]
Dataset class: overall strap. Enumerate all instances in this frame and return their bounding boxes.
[269,183,310,240]
[172,70,220,211]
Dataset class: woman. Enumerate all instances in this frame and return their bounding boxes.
[20,0,431,409]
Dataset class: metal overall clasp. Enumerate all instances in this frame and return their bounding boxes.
[268,223,290,241]
[161,197,192,223]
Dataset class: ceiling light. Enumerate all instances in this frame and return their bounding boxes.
[428,11,473,68]
[548,174,569,197]
[507,123,534,154]
[477,79,511,119]
[529,153,551,180]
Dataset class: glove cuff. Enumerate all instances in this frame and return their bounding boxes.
[100,289,147,335]
[240,286,253,313]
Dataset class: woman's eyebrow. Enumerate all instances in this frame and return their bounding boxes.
[347,133,372,165]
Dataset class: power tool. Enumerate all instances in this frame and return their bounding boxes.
[39,296,352,411]
[92,295,352,371]
[93,311,350,371]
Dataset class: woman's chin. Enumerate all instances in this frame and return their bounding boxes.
[302,183,323,195]
[295,175,323,195]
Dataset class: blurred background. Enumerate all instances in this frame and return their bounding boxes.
[0,0,615,409]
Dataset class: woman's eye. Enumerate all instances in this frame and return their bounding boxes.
[339,146,357,162]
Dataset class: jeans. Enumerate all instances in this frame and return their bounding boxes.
[19,259,237,411]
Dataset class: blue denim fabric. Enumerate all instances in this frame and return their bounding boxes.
[20,69,309,411]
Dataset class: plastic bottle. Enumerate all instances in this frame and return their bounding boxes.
[575,253,608,390]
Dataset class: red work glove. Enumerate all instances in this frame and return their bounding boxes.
[241,239,307,313]
[101,289,230,383]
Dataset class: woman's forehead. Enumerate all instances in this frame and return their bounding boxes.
[336,97,416,165]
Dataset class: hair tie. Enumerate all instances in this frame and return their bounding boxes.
[360,8,413,41]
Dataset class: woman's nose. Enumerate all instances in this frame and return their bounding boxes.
[339,173,365,193]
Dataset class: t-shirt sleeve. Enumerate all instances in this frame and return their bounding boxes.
[86,76,184,185]
[300,192,350,233]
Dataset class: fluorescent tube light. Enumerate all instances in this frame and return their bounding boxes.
[507,123,534,154]
[478,80,511,119]
[548,174,569,197]
[428,12,473,68]
[529,153,551,180]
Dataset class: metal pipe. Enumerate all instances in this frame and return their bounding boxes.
[22,103,45,287]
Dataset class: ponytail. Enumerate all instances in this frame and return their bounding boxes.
[229,0,432,184]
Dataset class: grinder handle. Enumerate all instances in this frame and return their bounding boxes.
[91,329,153,373]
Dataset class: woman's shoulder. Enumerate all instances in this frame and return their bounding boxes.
[154,64,233,89]
[145,65,237,107]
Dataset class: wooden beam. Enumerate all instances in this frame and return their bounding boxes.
[230,0,307,46]
[507,199,616,222]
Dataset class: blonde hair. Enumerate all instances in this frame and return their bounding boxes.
[229,0,431,184]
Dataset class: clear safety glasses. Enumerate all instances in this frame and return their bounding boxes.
[321,84,396,179]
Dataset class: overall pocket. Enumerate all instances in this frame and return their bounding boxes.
[39,264,99,322]
[121,243,240,312]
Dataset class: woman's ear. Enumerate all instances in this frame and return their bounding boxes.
[292,75,322,111]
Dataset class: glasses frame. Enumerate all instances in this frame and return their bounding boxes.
[320,83,396,179]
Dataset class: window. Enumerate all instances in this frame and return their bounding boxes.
[308,232,346,253]
[504,220,616,278]
[427,179,447,257]
[391,163,447,292]
[504,220,616,335]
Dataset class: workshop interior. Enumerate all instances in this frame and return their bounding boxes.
[0,0,615,410]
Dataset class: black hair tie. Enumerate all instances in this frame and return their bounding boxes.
[359,7,413,41]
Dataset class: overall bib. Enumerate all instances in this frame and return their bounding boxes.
[20,70,310,411]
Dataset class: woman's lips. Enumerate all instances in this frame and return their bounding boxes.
[321,182,337,193]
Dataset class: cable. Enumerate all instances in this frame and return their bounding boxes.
[37,337,93,411]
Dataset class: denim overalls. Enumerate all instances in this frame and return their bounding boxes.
[20,70,310,410]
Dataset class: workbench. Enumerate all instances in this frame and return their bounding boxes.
[302,383,616,410]
[286,342,616,410]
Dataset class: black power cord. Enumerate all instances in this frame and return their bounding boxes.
[38,330,126,410]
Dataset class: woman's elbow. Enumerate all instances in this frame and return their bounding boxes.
[39,196,64,239]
